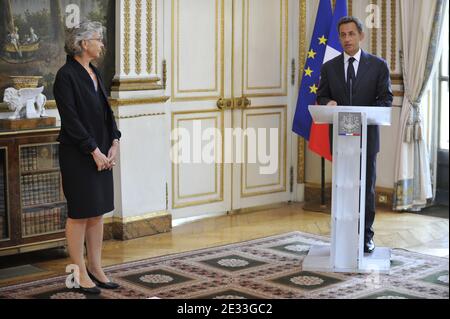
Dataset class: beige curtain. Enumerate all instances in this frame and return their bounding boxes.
[394,0,447,211]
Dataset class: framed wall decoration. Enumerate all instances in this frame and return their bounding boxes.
[0,0,115,102]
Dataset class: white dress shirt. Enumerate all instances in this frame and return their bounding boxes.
[344,49,362,80]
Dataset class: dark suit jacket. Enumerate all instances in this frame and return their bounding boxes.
[53,55,121,155]
[317,50,393,155]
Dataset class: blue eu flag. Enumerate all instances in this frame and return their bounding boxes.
[292,0,333,140]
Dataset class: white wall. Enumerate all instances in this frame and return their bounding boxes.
[113,104,168,218]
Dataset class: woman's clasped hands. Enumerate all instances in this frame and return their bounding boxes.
[91,141,118,171]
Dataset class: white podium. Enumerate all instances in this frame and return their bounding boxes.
[303,105,392,274]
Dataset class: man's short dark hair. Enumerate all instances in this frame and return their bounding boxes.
[338,16,364,34]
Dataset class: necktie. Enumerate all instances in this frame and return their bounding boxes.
[347,57,356,88]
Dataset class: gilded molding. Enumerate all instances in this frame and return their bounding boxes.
[111,78,163,91]
[371,0,378,54]
[348,0,352,16]
[305,183,395,209]
[135,0,142,75]
[172,0,222,100]
[147,0,153,74]
[104,211,170,225]
[372,0,378,53]
[46,100,57,109]
[109,96,170,107]
[162,60,167,89]
[116,112,166,119]
[171,110,224,209]
[297,0,306,184]
[155,0,159,74]
[0,239,66,256]
[381,0,387,60]
[243,0,288,96]
[391,73,403,85]
[124,0,131,75]
[221,0,225,98]
[0,127,60,137]
[240,107,287,198]
[390,0,397,71]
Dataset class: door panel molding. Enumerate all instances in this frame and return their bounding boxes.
[172,0,225,101]
[240,105,287,197]
[172,110,224,208]
[242,0,288,97]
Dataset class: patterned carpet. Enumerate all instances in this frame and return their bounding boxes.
[0,232,448,299]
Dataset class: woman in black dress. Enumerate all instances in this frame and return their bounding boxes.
[54,21,121,294]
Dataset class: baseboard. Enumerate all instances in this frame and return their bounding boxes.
[104,211,172,241]
[304,183,394,210]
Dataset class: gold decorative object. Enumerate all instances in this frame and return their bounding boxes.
[147,0,153,74]
[9,76,42,90]
[382,0,387,60]
[124,0,131,75]
[135,0,142,75]
[162,59,167,89]
[391,0,397,72]
[371,0,378,54]
[298,0,306,184]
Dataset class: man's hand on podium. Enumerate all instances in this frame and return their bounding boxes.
[327,100,338,106]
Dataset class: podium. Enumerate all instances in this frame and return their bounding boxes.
[303,105,392,274]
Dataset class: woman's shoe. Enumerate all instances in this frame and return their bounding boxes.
[87,270,120,290]
[73,285,101,295]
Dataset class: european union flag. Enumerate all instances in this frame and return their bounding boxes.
[292,0,332,140]
[309,0,348,161]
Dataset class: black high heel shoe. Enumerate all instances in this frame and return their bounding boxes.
[73,285,102,295]
[87,270,120,290]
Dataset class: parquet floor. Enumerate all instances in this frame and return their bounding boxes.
[0,203,448,287]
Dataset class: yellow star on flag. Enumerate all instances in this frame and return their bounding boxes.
[307,49,317,59]
[318,35,327,45]
[309,84,318,94]
[304,67,313,77]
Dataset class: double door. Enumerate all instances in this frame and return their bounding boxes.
[169,0,295,219]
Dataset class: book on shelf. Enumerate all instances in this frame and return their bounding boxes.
[22,204,67,236]
[21,172,63,207]
[20,145,59,173]
[0,215,5,238]
[20,147,38,172]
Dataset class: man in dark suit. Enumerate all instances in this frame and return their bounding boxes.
[317,16,393,253]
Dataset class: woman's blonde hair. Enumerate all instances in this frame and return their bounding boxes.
[64,21,104,56]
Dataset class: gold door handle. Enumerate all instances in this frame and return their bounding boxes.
[218,97,250,110]
[234,97,251,109]
[217,98,225,110]
[217,98,234,110]
[234,98,243,109]
[243,96,251,108]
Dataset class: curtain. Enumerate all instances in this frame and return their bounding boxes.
[393,0,447,211]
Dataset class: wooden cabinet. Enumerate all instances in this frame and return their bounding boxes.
[0,129,67,256]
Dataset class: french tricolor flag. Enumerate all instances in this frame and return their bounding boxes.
[309,0,348,162]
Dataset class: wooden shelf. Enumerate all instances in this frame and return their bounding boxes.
[0,130,67,255]
[21,168,60,176]
[22,201,67,211]
[21,167,60,176]
[22,229,65,239]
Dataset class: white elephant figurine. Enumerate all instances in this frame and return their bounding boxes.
[3,86,48,120]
